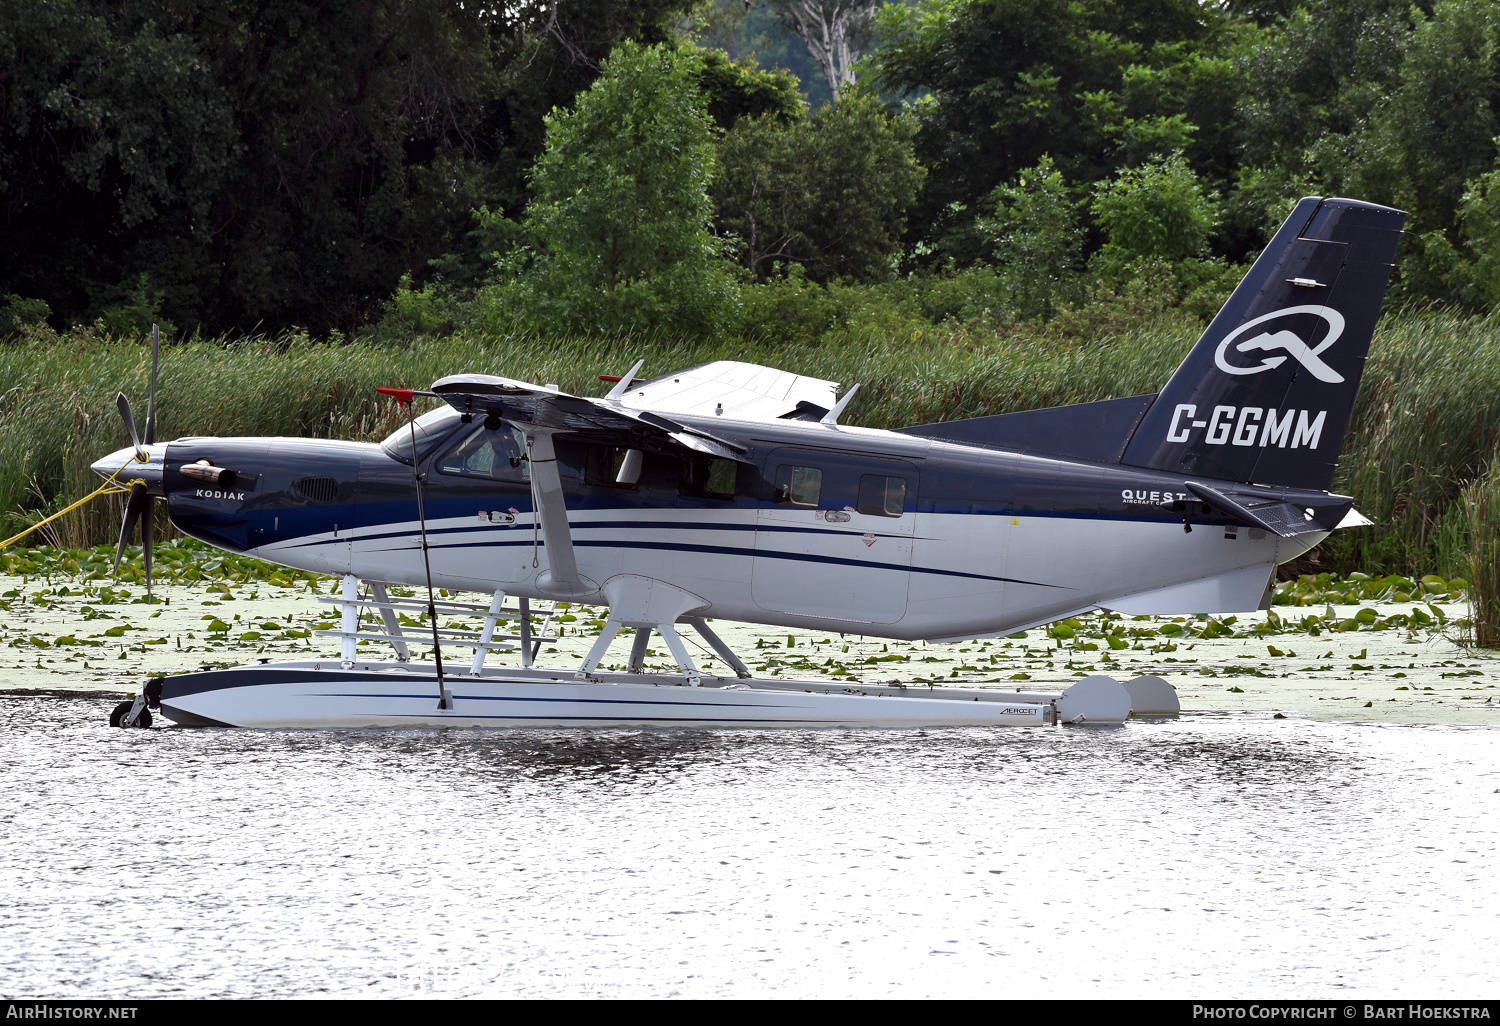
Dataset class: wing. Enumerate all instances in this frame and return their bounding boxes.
[613,361,839,422]
[429,373,750,462]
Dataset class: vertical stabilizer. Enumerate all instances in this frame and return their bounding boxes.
[1121,197,1406,490]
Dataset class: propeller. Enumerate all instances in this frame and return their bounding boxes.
[112,324,160,593]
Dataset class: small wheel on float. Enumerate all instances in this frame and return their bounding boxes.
[109,701,153,728]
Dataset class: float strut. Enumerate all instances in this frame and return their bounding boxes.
[684,617,752,678]
[627,627,652,673]
[340,574,358,669]
[469,589,507,676]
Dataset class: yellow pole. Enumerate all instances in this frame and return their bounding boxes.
[0,461,140,551]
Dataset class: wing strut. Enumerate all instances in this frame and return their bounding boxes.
[523,428,596,599]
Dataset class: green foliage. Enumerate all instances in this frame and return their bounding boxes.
[376,276,456,340]
[97,274,176,340]
[737,266,841,343]
[1083,152,1233,312]
[1409,163,1500,311]
[977,157,1083,320]
[1326,310,1500,577]
[682,0,836,108]
[0,0,699,335]
[714,91,925,281]
[1274,572,1468,607]
[0,537,326,589]
[1234,0,1500,308]
[870,0,1241,262]
[480,42,737,338]
[1091,152,1217,266]
[694,44,806,129]
[1,296,51,336]
[1342,0,1500,227]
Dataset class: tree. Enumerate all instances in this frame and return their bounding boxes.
[0,0,700,335]
[868,0,1241,264]
[695,44,807,129]
[485,41,737,337]
[0,1,239,328]
[1233,0,1500,307]
[767,0,879,100]
[682,0,836,107]
[714,91,925,281]
[977,157,1082,320]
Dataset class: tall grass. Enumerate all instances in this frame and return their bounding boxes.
[1463,456,1500,647]
[1332,311,1500,574]
[2,310,1497,582]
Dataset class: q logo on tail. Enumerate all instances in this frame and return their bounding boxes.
[1213,306,1345,383]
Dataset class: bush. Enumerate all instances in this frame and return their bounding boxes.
[737,268,839,343]
[2,294,51,336]
[479,41,739,339]
[1092,152,1218,268]
[978,156,1084,321]
[97,274,177,339]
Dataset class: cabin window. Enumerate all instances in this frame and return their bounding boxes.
[585,445,639,489]
[680,457,738,500]
[858,475,907,517]
[773,465,822,506]
[435,425,529,481]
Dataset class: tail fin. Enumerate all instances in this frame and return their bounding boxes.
[1121,196,1406,490]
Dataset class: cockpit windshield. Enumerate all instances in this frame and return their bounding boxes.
[379,405,465,465]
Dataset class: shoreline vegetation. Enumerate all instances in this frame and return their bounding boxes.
[1,307,1497,645]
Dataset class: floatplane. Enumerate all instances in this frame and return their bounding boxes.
[95,196,1404,729]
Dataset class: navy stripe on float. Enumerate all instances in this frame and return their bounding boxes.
[375,713,839,724]
[317,692,804,709]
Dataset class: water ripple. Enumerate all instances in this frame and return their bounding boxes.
[1,697,1496,997]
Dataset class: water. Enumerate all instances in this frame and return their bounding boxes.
[2,697,1497,998]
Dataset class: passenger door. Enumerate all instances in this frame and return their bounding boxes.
[751,448,918,625]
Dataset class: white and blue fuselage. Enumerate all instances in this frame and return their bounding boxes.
[149,413,1321,643]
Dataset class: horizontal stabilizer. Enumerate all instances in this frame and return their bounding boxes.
[896,394,1156,463]
[1188,480,1332,540]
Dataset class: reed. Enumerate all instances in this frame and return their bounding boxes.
[1,310,1497,579]
[1332,311,1500,575]
[1463,456,1500,647]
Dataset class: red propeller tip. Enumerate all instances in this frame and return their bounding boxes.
[598,375,623,382]
[376,386,415,404]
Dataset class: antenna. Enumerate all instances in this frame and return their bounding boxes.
[384,388,450,709]
[604,359,645,401]
[821,383,860,427]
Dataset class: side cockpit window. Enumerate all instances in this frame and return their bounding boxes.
[585,445,642,489]
[435,425,530,481]
[857,474,907,517]
[773,465,822,506]
[680,457,738,500]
